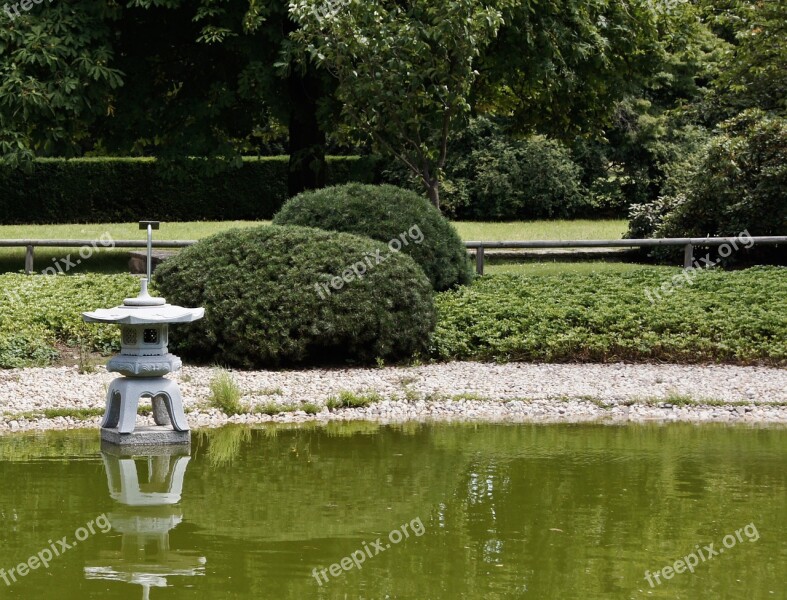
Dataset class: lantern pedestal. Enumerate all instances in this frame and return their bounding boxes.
[102,377,189,434]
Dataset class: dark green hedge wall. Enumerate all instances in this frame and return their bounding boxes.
[0,156,379,224]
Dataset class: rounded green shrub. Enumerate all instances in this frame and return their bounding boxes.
[272,183,473,291]
[153,225,436,368]
[458,133,587,220]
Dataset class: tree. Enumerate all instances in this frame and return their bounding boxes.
[701,0,786,120]
[474,0,683,139]
[288,0,505,208]
[92,0,335,193]
[0,0,335,195]
[0,3,122,166]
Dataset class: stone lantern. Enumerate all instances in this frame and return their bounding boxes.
[82,221,203,445]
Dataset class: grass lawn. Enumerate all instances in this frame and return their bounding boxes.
[0,221,263,274]
[0,219,629,274]
[484,261,668,276]
[453,220,627,241]
[0,219,627,241]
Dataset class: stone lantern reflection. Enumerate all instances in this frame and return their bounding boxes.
[85,444,206,599]
[82,221,203,446]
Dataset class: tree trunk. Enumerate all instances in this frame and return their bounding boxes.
[287,68,326,197]
[425,179,440,210]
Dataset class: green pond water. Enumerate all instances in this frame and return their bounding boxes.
[0,423,784,599]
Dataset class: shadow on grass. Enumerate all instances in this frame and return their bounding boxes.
[0,248,142,275]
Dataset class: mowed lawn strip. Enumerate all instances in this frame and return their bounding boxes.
[0,219,628,275]
[0,219,626,241]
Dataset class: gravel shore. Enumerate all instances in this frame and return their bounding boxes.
[1,362,785,433]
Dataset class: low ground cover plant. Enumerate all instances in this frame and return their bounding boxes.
[0,267,783,368]
[432,267,787,365]
[0,273,138,368]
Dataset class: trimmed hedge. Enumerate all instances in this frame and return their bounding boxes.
[273,184,473,291]
[153,225,436,367]
[0,156,378,224]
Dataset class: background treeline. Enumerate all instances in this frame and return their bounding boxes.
[0,0,784,232]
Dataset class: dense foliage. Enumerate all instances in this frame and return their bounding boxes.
[0,274,139,368]
[455,133,584,220]
[289,0,504,207]
[1,0,784,226]
[0,157,374,223]
[0,0,336,193]
[273,184,473,290]
[0,2,122,166]
[701,0,786,121]
[476,0,672,138]
[621,0,787,241]
[383,118,587,219]
[153,225,436,367]
[432,268,787,365]
[658,111,787,238]
[628,111,787,241]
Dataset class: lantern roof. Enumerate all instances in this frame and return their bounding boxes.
[82,279,204,325]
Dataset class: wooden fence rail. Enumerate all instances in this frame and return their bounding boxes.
[0,236,784,275]
[464,237,787,275]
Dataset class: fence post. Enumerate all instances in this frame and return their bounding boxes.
[25,245,34,275]
[683,243,693,269]
[475,246,485,276]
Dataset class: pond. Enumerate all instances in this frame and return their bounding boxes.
[0,423,784,599]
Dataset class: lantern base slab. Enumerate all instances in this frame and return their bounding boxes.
[101,425,191,447]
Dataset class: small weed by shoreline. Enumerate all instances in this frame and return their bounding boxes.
[302,402,320,415]
[208,370,244,416]
[325,391,382,410]
[255,401,298,415]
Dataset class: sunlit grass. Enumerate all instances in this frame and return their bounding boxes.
[0,221,264,274]
[0,219,628,274]
[0,221,263,241]
[454,219,627,241]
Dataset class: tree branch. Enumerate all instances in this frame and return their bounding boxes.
[437,107,451,170]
